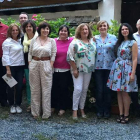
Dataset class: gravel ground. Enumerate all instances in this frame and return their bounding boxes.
[0,106,140,140]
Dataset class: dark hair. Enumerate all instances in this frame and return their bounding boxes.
[19,12,29,19]
[58,25,70,36]
[22,20,36,34]
[114,23,135,57]
[37,22,51,36]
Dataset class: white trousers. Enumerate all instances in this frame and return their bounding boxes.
[29,60,52,119]
[72,72,92,110]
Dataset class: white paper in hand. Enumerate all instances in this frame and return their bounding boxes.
[2,74,17,88]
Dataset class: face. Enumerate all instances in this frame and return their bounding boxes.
[25,23,33,34]
[40,26,50,37]
[80,25,89,39]
[98,22,108,34]
[11,26,19,39]
[121,25,129,37]
[19,14,28,25]
[136,21,140,30]
[59,27,68,39]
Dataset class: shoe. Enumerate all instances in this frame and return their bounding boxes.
[58,110,65,116]
[72,116,78,120]
[121,115,129,124]
[116,114,124,123]
[10,106,16,114]
[16,106,22,113]
[97,112,103,119]
[104,112,110,119]
[81,114,87,118]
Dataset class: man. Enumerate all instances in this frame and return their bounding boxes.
[0,18,8,107]
[131,19,140,114]
[19,12,28,35]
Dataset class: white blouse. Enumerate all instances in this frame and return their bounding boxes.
[2,38,25,66]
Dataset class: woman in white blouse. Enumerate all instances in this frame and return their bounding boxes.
[2,23,25,114]
[29,22,57,119]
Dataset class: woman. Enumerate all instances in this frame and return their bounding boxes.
[51,25,73,116]
[2,23,25,113]
[67,23,96,119]
[94,20,117,119]
[107,23,138,123]
[29,22,57,119]
[21,20,38,112]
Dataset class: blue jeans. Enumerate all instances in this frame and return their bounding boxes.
[94,69,112,113]
[7,66,24,106]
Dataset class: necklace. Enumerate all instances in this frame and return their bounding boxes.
[39,37,48,46]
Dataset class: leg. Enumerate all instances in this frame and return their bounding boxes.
[29,61,41,117]
[95,70,104,116]
[117,91,124,115]
[24,69,31,105]
[72,73,83,118]
[0,58,7,106]
[79,73,92,116]
[103,70,112,116]
[15,66,24,106]
[51,72,59,110]
[41,61,52,119]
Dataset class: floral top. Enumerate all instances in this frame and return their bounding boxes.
[67,38,96,73]
[95,33,117,69]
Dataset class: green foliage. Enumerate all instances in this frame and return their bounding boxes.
[0,17,19,26]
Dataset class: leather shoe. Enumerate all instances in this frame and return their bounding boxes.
[104,112,110,119]
[97,112,103,119]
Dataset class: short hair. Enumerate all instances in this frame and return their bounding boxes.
[22,20,36,34]
[75,23,92,39]
[37,22,51,36]
[58,25,70,36]
[97,20,109,30]
[136,19,140,25]
[7,23,21,39]
[19,12,29,19]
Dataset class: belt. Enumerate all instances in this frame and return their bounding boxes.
[32,56,50,61]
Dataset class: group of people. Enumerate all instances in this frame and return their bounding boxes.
[0,12,140,124]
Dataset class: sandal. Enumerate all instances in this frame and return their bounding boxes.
[121,115,129,124]
[58,110,65,116]
[116,114,124,123]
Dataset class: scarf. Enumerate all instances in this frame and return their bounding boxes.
[23,31,38,53]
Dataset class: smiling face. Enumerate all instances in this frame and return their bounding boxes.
[98,22,108,34]
[121,25,129,38]
[59,27,68,40]
[80,25,89,39]
[25,23,33,34]
[11,25,19,39]
[40,26,50,37]
[19,14,28,25]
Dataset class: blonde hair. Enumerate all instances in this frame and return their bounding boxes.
[7,23,21,39]
[97,20,109,30]
[75,23,92,39]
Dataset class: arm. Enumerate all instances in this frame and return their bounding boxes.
[50,39,57,68]
[6,66,11,78]
[130,41,138,82]
[28,38,34,64]
[69,61,79,78]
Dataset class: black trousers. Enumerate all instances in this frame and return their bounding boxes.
[0,58,7,105]
[94,69,112,113]
[7,66,24,106]
[131,64,140,110]
[51,71,72,110]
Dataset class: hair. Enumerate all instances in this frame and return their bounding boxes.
[137,19,140,24]
[7,23,21,39]
[58,25,70,36]
[114,23,134,57]
[22,20,36,34]
[19,12,29,19]
[97,20,109,30]
[37,22,51,36]
[75,23,92,39]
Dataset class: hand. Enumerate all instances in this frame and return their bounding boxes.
[130,73,135,82]
[6,70,12,78]
[73,69,79,78]
[93,36,96,42]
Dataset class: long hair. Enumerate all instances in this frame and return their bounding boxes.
[114,23,134,57]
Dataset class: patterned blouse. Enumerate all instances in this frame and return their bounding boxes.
[95,33,117,70]
[67,38,96,73]
[28,38,57,62]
